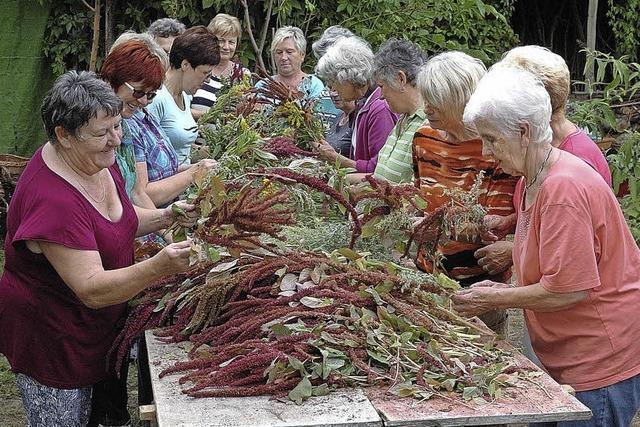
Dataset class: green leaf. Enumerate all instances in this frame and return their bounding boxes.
[202,0,214,8]
[288,377,313,404]
[312,383,330,396]
[271,323,292,336]
[337,247,363,261]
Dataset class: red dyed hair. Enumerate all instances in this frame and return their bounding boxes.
[100,41,164,91]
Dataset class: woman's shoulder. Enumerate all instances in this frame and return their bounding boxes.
[414,125,446,142]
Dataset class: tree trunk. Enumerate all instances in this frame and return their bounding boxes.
[585,0,598,83]
[104,0,114,55]
[89,0,101,72]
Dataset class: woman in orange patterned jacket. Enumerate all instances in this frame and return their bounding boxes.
[412,51,519,285]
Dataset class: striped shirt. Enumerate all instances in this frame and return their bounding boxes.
[412,126,519,281]
[373,109,427,183]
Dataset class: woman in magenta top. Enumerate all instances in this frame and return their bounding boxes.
[0,71,195,426]
[313,36,398,179]
[455,65,640,427]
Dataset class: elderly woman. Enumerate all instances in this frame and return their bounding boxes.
[255,26,325,100]
[191,14,251,119]
[103,33,216,208]
[147,26,219,166]
[369,38,428,184]
[311,25,354,125]
[314,36,397,174]
[412,51,518,285]
[475,45,613,277]
[146,17,186,54]
[455,65,640,427]
[0,71,194,425]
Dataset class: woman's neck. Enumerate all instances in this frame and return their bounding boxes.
[276,71,305,89]
[164,68,184,98]
[550,113,577,147]
[212,59,232,77]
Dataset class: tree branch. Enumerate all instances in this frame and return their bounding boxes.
[80,0,95,12]
[258,0,274,53]
[240,0,266,73]
[89,0,101,72]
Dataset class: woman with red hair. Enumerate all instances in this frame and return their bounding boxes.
[101,33,216,209]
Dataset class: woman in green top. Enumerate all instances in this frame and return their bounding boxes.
[369,39,428,184]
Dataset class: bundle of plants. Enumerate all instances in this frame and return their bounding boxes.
[158,253,519,403]
[261,136,316,158]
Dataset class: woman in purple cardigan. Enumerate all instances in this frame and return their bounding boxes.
[314,36,397,180]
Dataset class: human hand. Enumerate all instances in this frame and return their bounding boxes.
[155,240,192,274]
[483,214,516,242]
[190,158,218,182]
[474,241,514,275]
[167,201,198,228]
[312,140,337,161]
[451,286,500,317]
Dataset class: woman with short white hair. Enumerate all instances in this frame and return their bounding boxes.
[454,65,640,427]
[411,51,518,289]
[314,36,397,175]
[255,26,324,101]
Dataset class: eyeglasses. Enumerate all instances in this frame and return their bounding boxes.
[124,82,157,100]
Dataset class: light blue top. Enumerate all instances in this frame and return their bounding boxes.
[146,85,197,166]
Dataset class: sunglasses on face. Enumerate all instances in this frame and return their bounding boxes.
[124,82,157,100]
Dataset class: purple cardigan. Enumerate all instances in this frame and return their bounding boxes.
[353,87,398,173]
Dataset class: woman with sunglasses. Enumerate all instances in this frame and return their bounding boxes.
[102,33,217,208]
[146,26,219,166]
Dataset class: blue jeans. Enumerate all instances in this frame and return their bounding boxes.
[532,373,640,427]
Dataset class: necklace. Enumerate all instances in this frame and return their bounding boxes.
[59,154,106,204]
[525,147,553,190]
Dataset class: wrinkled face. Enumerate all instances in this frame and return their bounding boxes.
[274,38,304,78]
[182,61,215,94]
[377,80,409,115]
[216,33,238,62]
[70,110,122,171]
[330,81,367,103]
[155,36,175,55]
[329,88,355,113]
[475,119,525,176]
[115,80,156,118]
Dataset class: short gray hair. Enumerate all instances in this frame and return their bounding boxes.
[41,71,122,144]
[110,31,169,71]
[315,36,373,88]
[146,18,186,38]
[464,65,553,145]
[271,26,306,54]
[417,51,486,123]
[373,38,427,89]
[311,25,354,59]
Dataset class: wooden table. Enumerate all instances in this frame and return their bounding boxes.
[145,331,591,427]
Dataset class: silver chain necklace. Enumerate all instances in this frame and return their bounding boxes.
[59,154,106,204]
[525,147,553,190]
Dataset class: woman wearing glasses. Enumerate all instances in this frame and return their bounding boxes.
[102,33,216,208]
[146,26,219,166]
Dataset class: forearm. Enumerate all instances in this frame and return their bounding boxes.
[146,169,194,207]
[191,108,206,120]
[134,206,172,236]
[82,256,172,308]
[494,283,588,312]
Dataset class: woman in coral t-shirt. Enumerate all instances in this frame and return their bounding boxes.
[455,66,640,426]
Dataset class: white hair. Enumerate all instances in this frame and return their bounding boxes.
[463,64,553,145]
[271,26,306,55]
[501,45,570,113]
[315,36,373,88]
[110,31,169,71]
[417,51,486,122]
[311,25,354,59]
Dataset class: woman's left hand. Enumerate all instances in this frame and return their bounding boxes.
[313,140,337,161]
[451,281,503,317]
[165,201,198,227]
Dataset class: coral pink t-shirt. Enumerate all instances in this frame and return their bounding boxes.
[513,152,640,391]
[514,128,612,212]
[0,147,138,388]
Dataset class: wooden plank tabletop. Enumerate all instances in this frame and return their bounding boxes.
[145,331,383,427]
[366,352,591,426]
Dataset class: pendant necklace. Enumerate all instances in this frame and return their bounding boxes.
[59,154,106,204]
[525,147,553,191]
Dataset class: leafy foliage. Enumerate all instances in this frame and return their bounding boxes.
[608,132,640,243]
[607,0,640,62]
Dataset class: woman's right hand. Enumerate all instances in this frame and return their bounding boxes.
[155,240,192,275]
[482,213,517,241]
[190,159,218,182]
[313,140,338,162]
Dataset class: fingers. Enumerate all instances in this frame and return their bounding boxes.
[170,239,192,250]
[474,246,488,259]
